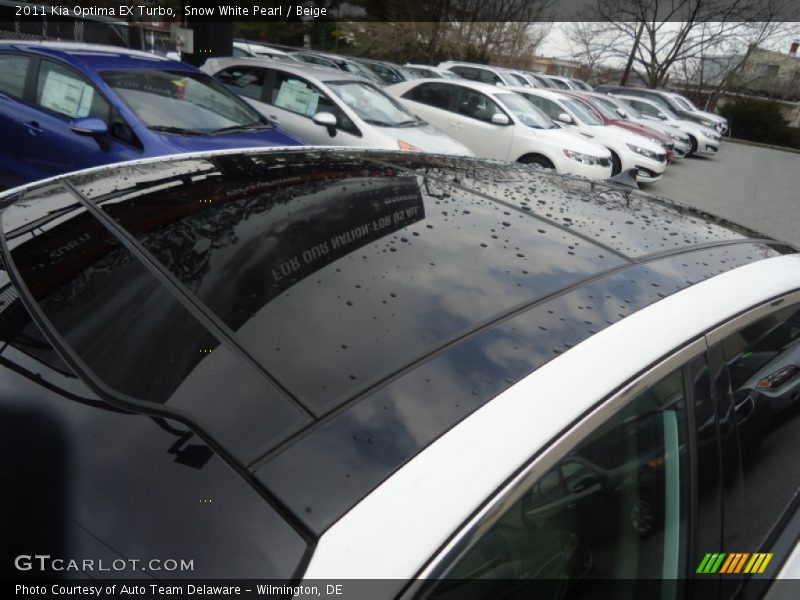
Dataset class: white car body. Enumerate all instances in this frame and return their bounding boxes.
[518,88,668,182]
[612,94,723,156]
[387,79,613,180]
[437,61,519,87]
[202,58,473,156]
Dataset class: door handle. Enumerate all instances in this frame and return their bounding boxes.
[25,120,44,134]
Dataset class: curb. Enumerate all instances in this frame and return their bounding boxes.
[722,137,800,154]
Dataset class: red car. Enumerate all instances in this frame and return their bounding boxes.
[559,90,676,162]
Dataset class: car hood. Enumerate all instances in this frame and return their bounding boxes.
[155,128,303,153]
[673,120,720,138]
[580,124,664,153]
[688,109,726,124]
[379,123,474,156]
[611,120,670,144]
[536,128,611,158]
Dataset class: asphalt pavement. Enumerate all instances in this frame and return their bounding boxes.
[644,141,800,248]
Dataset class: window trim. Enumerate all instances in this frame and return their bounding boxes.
[706,290,800,348]
[407,336,706,589]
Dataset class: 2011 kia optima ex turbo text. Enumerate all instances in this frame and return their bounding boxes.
[2,149,800,598]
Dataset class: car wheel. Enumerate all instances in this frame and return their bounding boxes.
[630,499,656,535]
[610,151,622,176]
[687,135,698,156]
[519,154,555,169]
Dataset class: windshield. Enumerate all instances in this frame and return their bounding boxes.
[613,97,643,119]
[583,96,619,120]
[561,97,603,125]
[672,94,697,110]
[497,93,555,129]
[102,69,266,134]
[327,81,416,126]
[507,72,529,87]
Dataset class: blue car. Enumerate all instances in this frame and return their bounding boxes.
[0,42,303,189]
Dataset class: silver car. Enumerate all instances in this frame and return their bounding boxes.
[202,58,473,156]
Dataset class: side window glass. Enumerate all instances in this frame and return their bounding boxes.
[457,89,504,123]
[720,301,800,550]
[0,54,30,98]
[450,67,476,81]
[528,96,562,120]
[270,72,323,117]
[635,101,658,117]
[36,60,109,121]
[215,67,265,101]
[433,368,690,596]
[476,69,501,85]
[403,83,454,111]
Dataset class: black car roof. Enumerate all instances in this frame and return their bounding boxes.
[1,149,793,538]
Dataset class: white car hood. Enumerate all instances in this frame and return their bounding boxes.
[534,128,611,158]
[383,123,474,156]
[578,124,663,153]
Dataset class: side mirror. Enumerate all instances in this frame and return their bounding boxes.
[657,112,667,120]
[312,111,338,137]
[491,113,510,125]
[70,117,108,136]
[557,112,573,124]
[617,109,629,118]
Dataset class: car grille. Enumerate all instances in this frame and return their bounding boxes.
[599,157,610,167]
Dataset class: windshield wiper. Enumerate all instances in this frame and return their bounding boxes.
[361,118,395,126]
[149,125,207,136]
[394,119,426,127]
[212,123,273,134]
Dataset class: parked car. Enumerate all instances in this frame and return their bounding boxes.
[0,41,301,189]
[232,41,301,62]
[388,79,612,179]
[203,59,472,155]
[583,92,692,158]
[558,90,677,162]
[611,94,723,156]
[594,85,728,133]
[404,64,462,80]
[438,61,520,86]
[525,71,559,88]
[289,50,385,86]
[662,90,729,134]
[2,148,799,592]
[356,58,415,86]
[518,88,668,182]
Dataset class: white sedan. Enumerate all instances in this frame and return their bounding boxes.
[202,58,473,156]
[387,78,613,180]
[519,88,669,183]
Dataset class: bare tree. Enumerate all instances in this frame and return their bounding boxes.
[589,0,790,88]
[564,21,624,80]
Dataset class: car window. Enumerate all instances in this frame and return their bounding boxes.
[523,94,563,121]
[629,98,659,117]
[562,97,603,125]
[456,88,505,123]
[432,368,690,595]
[232,46,250,57]
[364,62,402,85]
[268,72,357,135]
[448,66,501,86]
[402,82,456,111]
[498,93,556,129]
[326,80,414,127]
[216,66,266,101]
[102,69,264,133]
[719,301,800,551]
[36,60,110,122]
[0,54,30,99]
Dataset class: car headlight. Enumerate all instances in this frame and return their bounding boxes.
[398,140,422,151]
[563,149,606,165]
[699,118,714,127]
[626,143,658,159]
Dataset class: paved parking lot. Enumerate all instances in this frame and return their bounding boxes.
[645,141,800,247]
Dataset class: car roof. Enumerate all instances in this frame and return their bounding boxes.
[0,40,190,71]
[1,148,792,537]
[207,56,363,83]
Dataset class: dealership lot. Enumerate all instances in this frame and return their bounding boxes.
[648,141,800,247]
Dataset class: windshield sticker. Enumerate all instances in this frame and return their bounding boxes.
[275,79,319,116]
[41,70,94,118]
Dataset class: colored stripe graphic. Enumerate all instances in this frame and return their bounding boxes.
[699,553,774,574]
